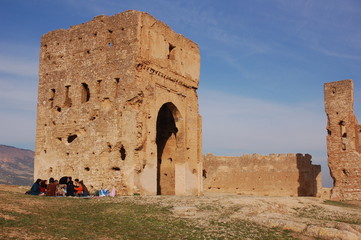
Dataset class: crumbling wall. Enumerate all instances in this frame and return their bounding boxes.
[324,79,361,200]
[203,153,321,197]
[34,10,202,195]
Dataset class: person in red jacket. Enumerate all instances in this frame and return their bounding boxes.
[46,178,57,196]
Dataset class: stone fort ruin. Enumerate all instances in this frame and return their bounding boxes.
[325,79,361,200]
[34,10,202,195]
[35,10,359,199]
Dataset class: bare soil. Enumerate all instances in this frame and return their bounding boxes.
[1,185,361,240]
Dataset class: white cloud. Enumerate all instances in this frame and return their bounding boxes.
[0,111,36,150]
[310,46,361,61]
[199,89,327,155]
[0,76,37,150]
[0,41,39,77]
[0,77,38,112]
[199,89,333,187]
[0,56,38,77]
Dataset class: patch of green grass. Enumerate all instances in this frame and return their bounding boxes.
[0,189,298,240]
[203,219,296,240]
[294,204,361,225]
[323,200,358,208]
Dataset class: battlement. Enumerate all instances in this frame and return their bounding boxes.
[204,152,312,162]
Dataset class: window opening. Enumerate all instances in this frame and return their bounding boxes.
[64,85,72,107]
[120,145,126,160]
[81,83,90,103]
[339,121,347,150]
[114,78,120,97]
[168,43,176,60]
[49,89,55,108]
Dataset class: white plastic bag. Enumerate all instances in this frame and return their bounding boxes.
[109,188,116,197]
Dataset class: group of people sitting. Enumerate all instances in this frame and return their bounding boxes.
[26,176,90,197]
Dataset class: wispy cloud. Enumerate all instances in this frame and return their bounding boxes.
[310,46,361,61]
[0,111,36,150]
[0,77,37,112]
[0,41,39,77]
[275,0,361,60]
[199,89,327,155]
[0,56,38,77]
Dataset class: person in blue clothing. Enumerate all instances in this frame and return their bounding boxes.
[26,179,42,195]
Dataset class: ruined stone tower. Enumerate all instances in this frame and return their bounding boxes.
[34,10,202,195]
[325,79,361,200]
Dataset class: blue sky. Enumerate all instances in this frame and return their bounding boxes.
[0,0,360,187]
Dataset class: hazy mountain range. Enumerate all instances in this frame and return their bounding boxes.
[0,145,34,186]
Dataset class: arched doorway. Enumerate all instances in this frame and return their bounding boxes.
[156,103,182,195]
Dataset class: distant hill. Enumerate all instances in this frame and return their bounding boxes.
[0,145,34,186]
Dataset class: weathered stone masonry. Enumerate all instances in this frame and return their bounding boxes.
[203,153,321,197]
[34,10,202,195]
[325,79,361,200]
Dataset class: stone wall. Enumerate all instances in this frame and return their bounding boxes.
[203,153,321,197]
[34,10,202,195]
[324,79,361,200]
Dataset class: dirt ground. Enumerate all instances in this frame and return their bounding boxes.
[1,185,361,240]
[118,192,361,239]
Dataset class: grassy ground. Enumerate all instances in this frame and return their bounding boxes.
[294,202,361,225]
[0,186,296,240]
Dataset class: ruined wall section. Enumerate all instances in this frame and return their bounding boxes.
[324,79,361,200]
[131,13,202,195]
[203,153,321,197]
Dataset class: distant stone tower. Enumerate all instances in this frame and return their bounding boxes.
[34,10,202,195]
[324,79,361,200]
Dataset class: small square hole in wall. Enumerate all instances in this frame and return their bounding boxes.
[67,134,78,143]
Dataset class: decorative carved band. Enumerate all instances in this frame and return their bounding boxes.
[155,83,187,98]
[136,63,197,90]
